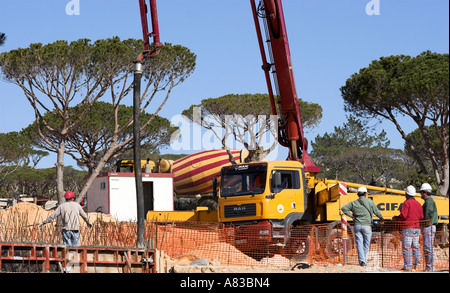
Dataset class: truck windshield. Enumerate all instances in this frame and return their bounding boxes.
[221,164,267,197]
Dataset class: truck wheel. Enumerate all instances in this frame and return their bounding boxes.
[286,226,315,262]
[325,225,353,258]
[197,197,218,211]
[436,223,449,248]
[382,232,401,250]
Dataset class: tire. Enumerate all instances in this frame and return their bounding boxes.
[197,197,218,211]
[325,223,353,258]
[286,226,315,262]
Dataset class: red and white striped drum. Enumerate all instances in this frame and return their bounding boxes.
[172,149,248,195]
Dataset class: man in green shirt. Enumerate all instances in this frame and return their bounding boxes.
[341,186,384,266]
[420,183,438,271]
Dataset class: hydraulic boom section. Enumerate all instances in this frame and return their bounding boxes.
[251,0,320,173]
[138,0,163,59]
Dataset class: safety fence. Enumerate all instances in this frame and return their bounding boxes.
[0,220,139,248]
[1,212,448,271]
[148,220,449,271]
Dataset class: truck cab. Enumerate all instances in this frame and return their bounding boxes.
[218,161,311,226]
[216,161,315,258]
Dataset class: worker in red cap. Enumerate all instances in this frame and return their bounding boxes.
[38,191,92,246]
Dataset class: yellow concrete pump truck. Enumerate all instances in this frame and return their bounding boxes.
[212,160,449,260]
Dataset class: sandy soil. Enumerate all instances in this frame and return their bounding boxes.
[168,263,398,273]
[157,249,399,273]
[0,202,116,227]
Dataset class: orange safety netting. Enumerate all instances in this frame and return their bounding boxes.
[1,217,448,271]
[146,220,449,271]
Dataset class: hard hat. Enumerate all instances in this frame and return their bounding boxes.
[420,183,432,193]
[405,186,416,196]
[64,191,75,199]
[357,186,368,194]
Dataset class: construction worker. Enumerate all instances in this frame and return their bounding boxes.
[341,186,384,266]
[420,183,438,271]
[249,174,264,191]
[38,191,93,246]
[393,185,424,271]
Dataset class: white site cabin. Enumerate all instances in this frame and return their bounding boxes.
[86,172,174,221]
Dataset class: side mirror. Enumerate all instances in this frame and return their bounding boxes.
[273,172,282,188]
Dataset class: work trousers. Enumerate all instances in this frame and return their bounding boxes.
[402,228,421,270]
[422,225,436,271]
[62,229,80,246]
[354,224,372,265]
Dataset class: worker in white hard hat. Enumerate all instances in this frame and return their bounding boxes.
[420,183,438,271]
[393,185,424,271]
[341,186,384,267]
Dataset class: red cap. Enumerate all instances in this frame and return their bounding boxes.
[64,191,75,199]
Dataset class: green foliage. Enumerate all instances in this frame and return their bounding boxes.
[182,93,322,129]
[310,117,412,187]
[405,125,448,166]
[22,101,178,173]
[406,173,441,196]
[0,37,196,201]
[0,131,49,188]
[0,166,87,199]
[143,43,196,88]
[184,93,271,116]
[340,51,449,196]
[313,116,389,151]
[341,51,449,119]
[182,93,322,162]
[0,131,31,165]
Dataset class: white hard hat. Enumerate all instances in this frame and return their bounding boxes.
[420,183,432,193]
[405,185,416,196]
[357,186,368,194]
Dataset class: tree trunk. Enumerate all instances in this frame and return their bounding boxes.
[55,140,65,204]
[76,145,119,204]
[439,161,449,197]
[225,149,237,165]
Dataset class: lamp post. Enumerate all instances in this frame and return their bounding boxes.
[133,60,145,249]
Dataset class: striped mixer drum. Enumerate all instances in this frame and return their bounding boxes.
[172,149,248,195]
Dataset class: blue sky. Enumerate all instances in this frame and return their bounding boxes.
[0,0,449,168]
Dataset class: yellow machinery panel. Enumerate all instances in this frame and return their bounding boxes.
[147,207,219,222]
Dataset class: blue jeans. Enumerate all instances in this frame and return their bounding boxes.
[422,225,436,271]
[402,228,421,270]
[354,224,372,265]
[62,229,80,246]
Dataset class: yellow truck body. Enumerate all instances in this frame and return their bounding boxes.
[147,206,218,222]
[217,160,449,225]
[147,160,449,226]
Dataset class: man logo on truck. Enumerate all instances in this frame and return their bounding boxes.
[234,206,247,212]
[377,202,400,211]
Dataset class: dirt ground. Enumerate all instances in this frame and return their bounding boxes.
[157,249,400,273]
[156,233,449,273]
[168,263,398,273]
